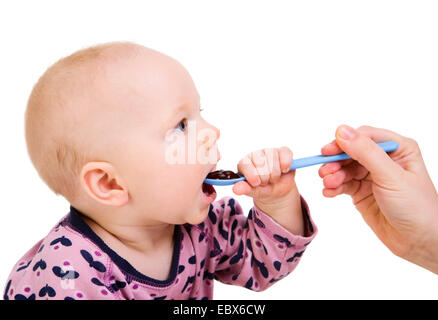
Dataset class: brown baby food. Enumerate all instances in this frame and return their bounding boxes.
[206,170,242,180]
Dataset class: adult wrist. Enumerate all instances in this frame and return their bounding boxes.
[406,205,438,274]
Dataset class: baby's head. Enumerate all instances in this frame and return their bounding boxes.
[25,42,221,226]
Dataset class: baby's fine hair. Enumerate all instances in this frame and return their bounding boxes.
[25,41,142,202]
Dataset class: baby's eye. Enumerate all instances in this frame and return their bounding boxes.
[175,118,187,132]
[200,107,204,112]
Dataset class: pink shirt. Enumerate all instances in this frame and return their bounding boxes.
[4,196,317,300]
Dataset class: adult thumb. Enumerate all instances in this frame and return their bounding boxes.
[335,125,403,184]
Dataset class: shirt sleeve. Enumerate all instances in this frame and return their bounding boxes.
[206,195,317,291]
[4,229,118,300]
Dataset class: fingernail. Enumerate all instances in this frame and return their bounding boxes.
[338,125,356,140]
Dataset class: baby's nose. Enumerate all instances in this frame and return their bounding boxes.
[201,123,220,142]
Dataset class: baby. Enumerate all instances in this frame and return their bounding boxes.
[4,42,317,300]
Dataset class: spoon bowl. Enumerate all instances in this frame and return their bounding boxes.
[204,172,246,186]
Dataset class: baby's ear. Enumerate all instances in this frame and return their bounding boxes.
[79,162,129,206]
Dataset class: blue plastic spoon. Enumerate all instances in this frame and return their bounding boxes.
[204,141,399,186]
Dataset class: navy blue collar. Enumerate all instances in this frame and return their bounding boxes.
[66,205,182,287]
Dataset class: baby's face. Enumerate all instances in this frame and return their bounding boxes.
[89,49,221,225]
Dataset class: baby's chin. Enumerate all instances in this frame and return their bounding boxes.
[184,206,210,225]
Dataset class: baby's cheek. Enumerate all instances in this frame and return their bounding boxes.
[163,131,188,164]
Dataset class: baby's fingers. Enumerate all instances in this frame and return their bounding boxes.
[232,180,252,196]
[237,155,261,187]
[251,150,270,186]
[278,146,293,174]
[263,148,282,184]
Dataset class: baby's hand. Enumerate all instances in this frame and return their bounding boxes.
[233,147,303,234]
[233,147,296,200]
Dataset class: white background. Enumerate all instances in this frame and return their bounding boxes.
[1,0,437,299]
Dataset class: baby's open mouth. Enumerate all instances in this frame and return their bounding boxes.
[202,182,216,196]
[202,167,217,197]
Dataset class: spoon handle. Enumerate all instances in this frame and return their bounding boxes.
[203,141,398,186]
[289,141,399,170]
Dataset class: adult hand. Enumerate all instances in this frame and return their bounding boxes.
[319,125,438,274]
